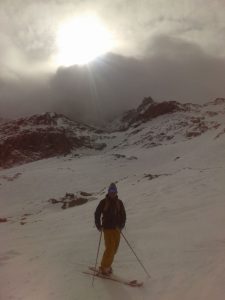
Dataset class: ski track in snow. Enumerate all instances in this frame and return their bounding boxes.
[0,130,225,299]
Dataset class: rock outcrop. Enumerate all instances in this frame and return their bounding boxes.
[0,112,106,169]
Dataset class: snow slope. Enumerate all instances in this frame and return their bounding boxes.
[1,113,225,299]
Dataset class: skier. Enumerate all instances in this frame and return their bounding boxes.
[95,183,126,275]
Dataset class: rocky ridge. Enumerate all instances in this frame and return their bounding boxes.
[110,97,225,149]
[0,112,106,169]
[0,97,225,169]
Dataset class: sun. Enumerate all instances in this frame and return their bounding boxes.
[56,14,114,66]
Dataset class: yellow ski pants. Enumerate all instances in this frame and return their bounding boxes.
[101,229,121,269]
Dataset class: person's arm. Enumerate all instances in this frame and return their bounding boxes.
[94,200,104,231]
[119,201,126,230]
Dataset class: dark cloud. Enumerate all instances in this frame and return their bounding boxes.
[1,0,225,123]
[1,35,225,124]
[0,0,225,121]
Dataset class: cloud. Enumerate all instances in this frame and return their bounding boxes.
[145,35,225,100]
[1,35,225,124]
[1,0,225,75]
[1,1,225,123]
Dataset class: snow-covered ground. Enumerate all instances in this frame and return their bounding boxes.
[0,128,225,299]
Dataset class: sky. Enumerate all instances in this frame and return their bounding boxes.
[1,0,225,123]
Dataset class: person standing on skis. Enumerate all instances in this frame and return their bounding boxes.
[95,183,126,275]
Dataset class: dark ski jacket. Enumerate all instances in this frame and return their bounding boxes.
[95,195,126,230]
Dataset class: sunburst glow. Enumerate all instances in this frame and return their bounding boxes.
[56,14,114,66]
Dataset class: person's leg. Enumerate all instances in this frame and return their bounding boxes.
[114,229,121,254]
[101,229,121,273]
[101,230,115,270]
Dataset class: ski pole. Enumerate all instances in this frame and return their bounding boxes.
[121,231,151,278]
[92,230,102,287]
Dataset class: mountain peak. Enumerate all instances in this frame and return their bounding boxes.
[119,97,185,130]
[136,97,155,114]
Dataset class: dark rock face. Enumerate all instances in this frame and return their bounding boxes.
[139,100,182,119]
[49,192,91,209]
[0,112,106,169]
[0,218,7,223]
[119,97,185,130]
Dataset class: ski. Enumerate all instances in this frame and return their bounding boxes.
[83,266,143,287]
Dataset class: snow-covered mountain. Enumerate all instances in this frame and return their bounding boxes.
[0,112,106,169]
[110,97,225,148]
[1,97,225,169]
[0,97,225,300]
